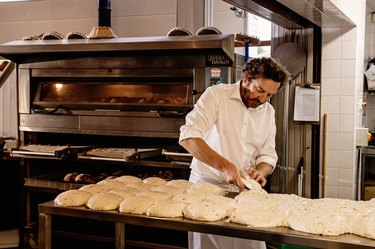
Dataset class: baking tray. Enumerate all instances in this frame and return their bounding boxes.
[11,145,91,159]
[162,150,193,162]
[78,148,162,162]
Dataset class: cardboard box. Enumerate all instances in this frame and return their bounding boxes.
[364,186,375,201]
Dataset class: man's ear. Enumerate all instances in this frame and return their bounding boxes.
[242,71,248,82]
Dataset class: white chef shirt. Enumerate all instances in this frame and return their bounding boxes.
[179,82,278,184]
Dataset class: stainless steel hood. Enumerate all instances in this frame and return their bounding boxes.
[223,0,354,28]
[276,0,355,27]
[0,34,234,64]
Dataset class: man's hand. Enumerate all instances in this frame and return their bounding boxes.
[219,161,248,189]
[247,163,273,187]
[247,167,267,187]
[180,137,250,189]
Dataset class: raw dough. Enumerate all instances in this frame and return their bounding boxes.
[146,200,186,218]
[183,201,227,221]
[189,182,225,196]
[54,190,92,207]
[119,196,155,215]
[86,192,123,211]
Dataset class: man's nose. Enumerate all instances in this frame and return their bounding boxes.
[258,93,269,103]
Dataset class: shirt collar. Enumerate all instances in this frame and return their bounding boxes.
[231,81,266,111]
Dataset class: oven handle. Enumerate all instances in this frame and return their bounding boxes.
[32,104,72,114]
[157,110,189,117]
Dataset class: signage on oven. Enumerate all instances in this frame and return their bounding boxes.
[206,54,232,67]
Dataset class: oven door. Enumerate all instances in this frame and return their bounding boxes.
[19,68,198,138]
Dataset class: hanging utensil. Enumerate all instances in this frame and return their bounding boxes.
[272,31,306,80]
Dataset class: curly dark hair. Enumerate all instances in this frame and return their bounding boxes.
[242,57,290,90]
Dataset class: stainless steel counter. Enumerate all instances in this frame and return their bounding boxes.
[38,201,375,249]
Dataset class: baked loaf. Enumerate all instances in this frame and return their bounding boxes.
[196,26,222,35]
[167,27,193,36]
[41,31,65,40]
[75,173,97,184]
[66,31,87,39]
[63,172,79,182]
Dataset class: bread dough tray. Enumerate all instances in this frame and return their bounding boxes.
[38,201,375,249]
[11,145,91,159]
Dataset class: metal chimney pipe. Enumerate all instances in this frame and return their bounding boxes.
[98,0,111,27]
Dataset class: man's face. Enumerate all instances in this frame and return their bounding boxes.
[240,75,280,108]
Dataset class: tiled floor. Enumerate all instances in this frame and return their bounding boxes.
[0,229,19,248]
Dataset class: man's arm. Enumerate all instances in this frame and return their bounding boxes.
[179,137,247,189]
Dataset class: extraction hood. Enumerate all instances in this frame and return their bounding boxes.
[0,34,234,64]
[223,0,354,29]
[276,0,354,27]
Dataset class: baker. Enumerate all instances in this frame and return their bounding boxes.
[179,57,290,249]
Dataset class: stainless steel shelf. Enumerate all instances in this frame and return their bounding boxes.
[39,201,375,249]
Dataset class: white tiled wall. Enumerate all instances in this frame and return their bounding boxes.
[0,0,178,44]
[321,0,366,200]
[0,0,180,138]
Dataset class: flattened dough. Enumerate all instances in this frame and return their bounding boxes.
[146,200,186,218]
[136,190,173,201]
[183,201,227,221]
[166,179,193,189]
[189,182,225,196]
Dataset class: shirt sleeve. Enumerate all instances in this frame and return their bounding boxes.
[179,87,219,142]
[255,112,278,171]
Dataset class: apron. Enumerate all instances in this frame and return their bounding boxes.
[188,173,267,249]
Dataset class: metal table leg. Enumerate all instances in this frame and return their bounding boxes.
[115,222,125,249]
[38,213,51,249]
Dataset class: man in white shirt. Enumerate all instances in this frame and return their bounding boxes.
[179,57,289,249]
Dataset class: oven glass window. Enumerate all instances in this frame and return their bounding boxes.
[34,81,192,111]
